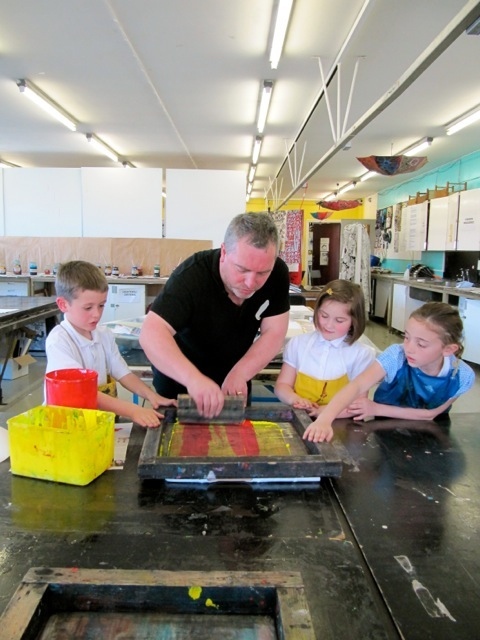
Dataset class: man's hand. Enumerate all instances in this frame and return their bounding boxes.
[188,375,225,418]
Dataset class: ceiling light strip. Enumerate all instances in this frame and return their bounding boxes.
[446,104,480,135]
[252,136,263,165]
[257,81,273,134]
[269,0,294,69]
[86,134,119,163]
[0,159,20,168]
[17,79,77,131]
[403,136,433,156]
[338,182,355,195]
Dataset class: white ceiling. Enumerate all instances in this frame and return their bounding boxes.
[1,0,480,206]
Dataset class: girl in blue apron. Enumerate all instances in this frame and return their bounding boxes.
[275,280,376,412]
[304,302,475,443]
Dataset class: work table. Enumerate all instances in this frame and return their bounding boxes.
[1,412,479,638]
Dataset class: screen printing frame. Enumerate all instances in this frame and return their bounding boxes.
[138,404,342,481]
[0,567,315,639]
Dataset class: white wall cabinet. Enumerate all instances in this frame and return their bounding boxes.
[101,284,146,324]
[372,278,391,319]
[459,298,480,365]
[391,283,407,332]
[457,188,480,251]
[427,193,459,251]
[391,283,425,333]
[404,201,428,252]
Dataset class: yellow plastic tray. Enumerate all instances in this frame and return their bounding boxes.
[7,406,115,486]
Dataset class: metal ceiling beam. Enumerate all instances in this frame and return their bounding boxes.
[277,0,480,209]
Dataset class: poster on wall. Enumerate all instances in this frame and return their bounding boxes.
[271,209,304,283]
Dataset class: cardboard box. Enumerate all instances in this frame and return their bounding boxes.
[3,354,37,380]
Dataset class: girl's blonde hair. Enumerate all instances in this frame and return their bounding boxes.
[313,279,366,344]
[410,302,465,358]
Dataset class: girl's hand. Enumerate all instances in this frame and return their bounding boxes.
[292,397,318,410]
[427,397,455,419]
[303,419,333,443]
[347,397,376,421]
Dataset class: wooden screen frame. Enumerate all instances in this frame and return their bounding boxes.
[0,568,315,639]
[138,404,342,481]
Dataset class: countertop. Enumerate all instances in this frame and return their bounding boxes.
[31,274,169,285]
[371,272,480,300]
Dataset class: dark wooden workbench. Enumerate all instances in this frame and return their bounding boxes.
[1,412,479,638]
[0,296,58,403]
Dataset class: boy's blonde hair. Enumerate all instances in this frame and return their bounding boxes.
[313,279,366,344]
[55,260,109,302]
[410,302,465,358]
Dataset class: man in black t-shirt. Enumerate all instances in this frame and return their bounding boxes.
[139,212,290,419]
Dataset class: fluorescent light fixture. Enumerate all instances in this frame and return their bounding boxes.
[360,171,376,182]
[338,182,355,195]
[122,161,136,168]
[252,136,263,164]
[404,136,433,156]
[446,105,480,135]
[86,133,119,163]
[247,182,253,195]
[257,81,273,133]
[0,159,19,168]
[17,79,77,131]
[162,190,167,199]
[269,0,294,69]
[324,193,336,202]
[248,165,257,183]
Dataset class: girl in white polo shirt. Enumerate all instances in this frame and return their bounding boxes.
[275,279,375,413]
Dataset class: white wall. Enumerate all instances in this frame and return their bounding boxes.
[3,168,82,236]
[81,168,163,238]
[0,167,164,238]
[165,169,246,248]
[0,171,4,236]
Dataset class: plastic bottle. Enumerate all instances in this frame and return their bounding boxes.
[403,264,411,280]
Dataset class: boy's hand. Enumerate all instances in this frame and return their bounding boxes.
[148,392,177,409]
[303,419,334,443]
[131,406,163,428]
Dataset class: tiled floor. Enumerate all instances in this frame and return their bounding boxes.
[0,319,478,426]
